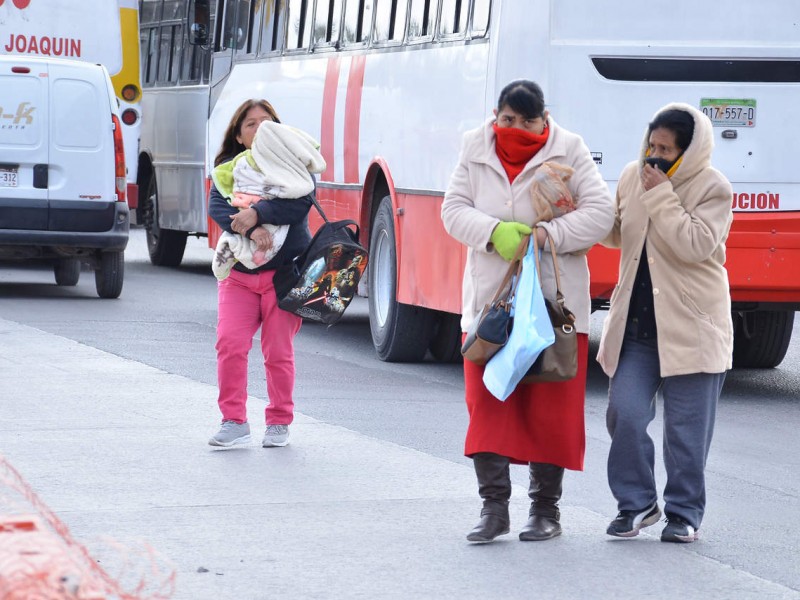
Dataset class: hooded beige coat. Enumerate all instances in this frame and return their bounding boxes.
[597,102,734,378]
[441,117,614,334]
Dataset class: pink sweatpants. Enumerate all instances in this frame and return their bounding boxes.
[215,269,302,425]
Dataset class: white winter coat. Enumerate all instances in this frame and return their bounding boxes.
[596,102,734,377]
[441,117,615,334]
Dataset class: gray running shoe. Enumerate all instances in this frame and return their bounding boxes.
[263,424,290,447]
[661,515,700,543]
[208,420,251,447]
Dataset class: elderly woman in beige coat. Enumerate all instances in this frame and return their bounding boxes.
[597,103,733,543]
[442,80,613,544]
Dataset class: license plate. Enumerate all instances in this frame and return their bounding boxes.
[700,98,756,127]
[0,167,18,187]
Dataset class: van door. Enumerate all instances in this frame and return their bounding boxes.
[47,61,117,232]
[0,58,49,230]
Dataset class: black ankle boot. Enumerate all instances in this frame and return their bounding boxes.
[519,462,564,541]
[467,453,512,543]
[467,504,511,543]
[519,511,561,541]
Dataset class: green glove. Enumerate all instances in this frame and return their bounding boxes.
[490,221,532,261]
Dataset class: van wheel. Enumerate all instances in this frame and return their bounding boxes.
[143,174,187,267]
[368,195,436,362]
[95,251,124,299]
[54,258,81,286]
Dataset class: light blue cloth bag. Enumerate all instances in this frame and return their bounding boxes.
[483,237,555,401]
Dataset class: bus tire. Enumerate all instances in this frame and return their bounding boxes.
[368,196,436,362]
[54,258,81,286]
[95,250,125,299]
[732,309,794,368]
[429,311,463,363]
[142,173,187,267]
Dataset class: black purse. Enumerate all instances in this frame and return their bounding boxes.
[521,231,577,383]
[273,197,368,325]
[460,236,528,365]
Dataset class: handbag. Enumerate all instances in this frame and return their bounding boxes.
[460,236,528,365]
[520,230,578,383]
[482,237,555,401]
[273,196,369,325]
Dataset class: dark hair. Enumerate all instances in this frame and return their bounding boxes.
[648,109,695,152]
[496,79,546,120]
[214,99,281,166]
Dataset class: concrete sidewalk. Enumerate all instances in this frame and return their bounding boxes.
[0,318,795,599]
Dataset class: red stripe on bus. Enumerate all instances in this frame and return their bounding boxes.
[344,54,366,183]
[320,57,341,182]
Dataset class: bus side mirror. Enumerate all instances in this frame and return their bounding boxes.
[188,0,210,46]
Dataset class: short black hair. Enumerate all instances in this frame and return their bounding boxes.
[648,109,695,152]
[497,80,546,120]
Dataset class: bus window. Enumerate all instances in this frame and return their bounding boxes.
[343,0,374,45]
[140,0,164,24]
[407,0,434,40]
[255,0,284,54]
[439,0,467,37]
[169,24,184,82]
[314,0,342,47]
[373,0,407,44]
[141,27,159,85]
[157,25,175,82]
[181,38,206,82]
[286,0,312,50]
[470,0,490,37]
[241,0,258,53]
[221,0,252,50]
[162,0,185,19]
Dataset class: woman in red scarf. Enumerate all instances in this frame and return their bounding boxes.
[442,80,614,543]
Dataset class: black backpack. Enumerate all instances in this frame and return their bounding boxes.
[273,198,368,325]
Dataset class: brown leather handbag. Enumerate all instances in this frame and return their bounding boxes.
[521,231,578,383]
[460,236,529,365]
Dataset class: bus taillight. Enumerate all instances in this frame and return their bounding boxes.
[121,84,140,102]
[121,108,138,126]
[111,114,126,204]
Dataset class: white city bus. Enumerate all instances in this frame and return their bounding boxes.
[0,0,143,209]
[137,0,800,367]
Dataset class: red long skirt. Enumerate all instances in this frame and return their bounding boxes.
[463,333,588,471]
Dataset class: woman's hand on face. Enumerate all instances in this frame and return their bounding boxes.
[249,227,273,252]
[641,163,669,191]
[230,207,258,235]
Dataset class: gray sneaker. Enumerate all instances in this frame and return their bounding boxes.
[208,420,251,447]
[263,424,290,447]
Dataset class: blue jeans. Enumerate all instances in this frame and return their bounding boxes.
[606,321,725,529]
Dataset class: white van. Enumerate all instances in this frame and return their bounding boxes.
[0,55,129,298]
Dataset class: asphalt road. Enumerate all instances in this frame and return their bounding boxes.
[1,228,798,596]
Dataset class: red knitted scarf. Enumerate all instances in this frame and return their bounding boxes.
[493,123,550,183]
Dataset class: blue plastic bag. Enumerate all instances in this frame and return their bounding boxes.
[483,238,555,401]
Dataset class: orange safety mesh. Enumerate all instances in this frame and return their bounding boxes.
[0,455,175,600]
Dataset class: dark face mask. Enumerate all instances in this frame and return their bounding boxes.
[644,156,677,173]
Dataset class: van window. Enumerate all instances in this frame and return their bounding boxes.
[52,79,102,149]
